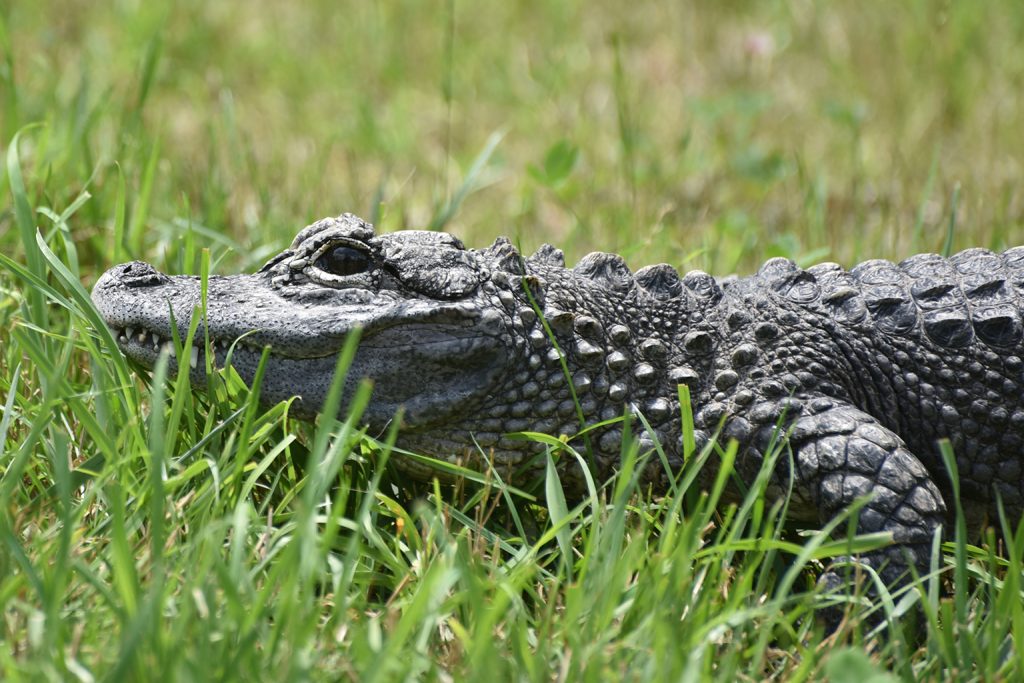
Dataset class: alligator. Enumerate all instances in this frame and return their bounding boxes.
[92,212,1024,590]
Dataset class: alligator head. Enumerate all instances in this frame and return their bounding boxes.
[92,214,527,435]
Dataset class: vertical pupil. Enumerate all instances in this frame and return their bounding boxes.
[320,246,368,275]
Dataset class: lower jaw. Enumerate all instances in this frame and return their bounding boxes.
[114,326,507,431]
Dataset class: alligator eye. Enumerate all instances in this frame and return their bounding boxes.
[315,246,370,276]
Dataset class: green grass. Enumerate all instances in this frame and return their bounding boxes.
[2,0,1024,679]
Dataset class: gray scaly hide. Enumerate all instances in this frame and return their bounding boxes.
[93,213,1024,588]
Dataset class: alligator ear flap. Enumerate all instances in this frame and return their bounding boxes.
[483,236,526,275]
[528,244,565,268]
[398,261,482,299]
[574,252,634,293]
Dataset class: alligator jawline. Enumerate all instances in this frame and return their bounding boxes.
[110,320,494,370]
[111,325,272,370]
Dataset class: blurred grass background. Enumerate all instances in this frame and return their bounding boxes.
[3,0,1024,679]
[4,0,1023,277]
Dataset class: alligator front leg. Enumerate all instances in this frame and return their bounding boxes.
[773,401,947,596]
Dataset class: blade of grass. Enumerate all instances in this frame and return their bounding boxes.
[6,126,48,336]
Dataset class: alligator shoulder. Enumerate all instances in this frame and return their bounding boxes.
[92,213,1024,588]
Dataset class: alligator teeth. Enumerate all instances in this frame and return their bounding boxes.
[161,342,175,355]
[189,346,199,368]
[138,330,148,343]
[126,327,136,340]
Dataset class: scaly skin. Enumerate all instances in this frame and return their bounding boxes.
[93,213,1024,587]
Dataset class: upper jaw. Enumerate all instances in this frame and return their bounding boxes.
[92,257,512,430]
[92,260,498,365]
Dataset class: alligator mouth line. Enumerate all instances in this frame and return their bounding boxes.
[109,325,259,369]
[108,310,496,371]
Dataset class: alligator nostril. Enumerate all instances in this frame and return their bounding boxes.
[106,261,169,288]
[119,261,156,276]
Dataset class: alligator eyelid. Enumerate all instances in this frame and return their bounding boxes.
[307,236,373,260]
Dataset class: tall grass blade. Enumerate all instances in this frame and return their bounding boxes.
[6,127,47,332]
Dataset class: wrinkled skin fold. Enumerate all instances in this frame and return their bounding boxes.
[93,212,1024,592]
